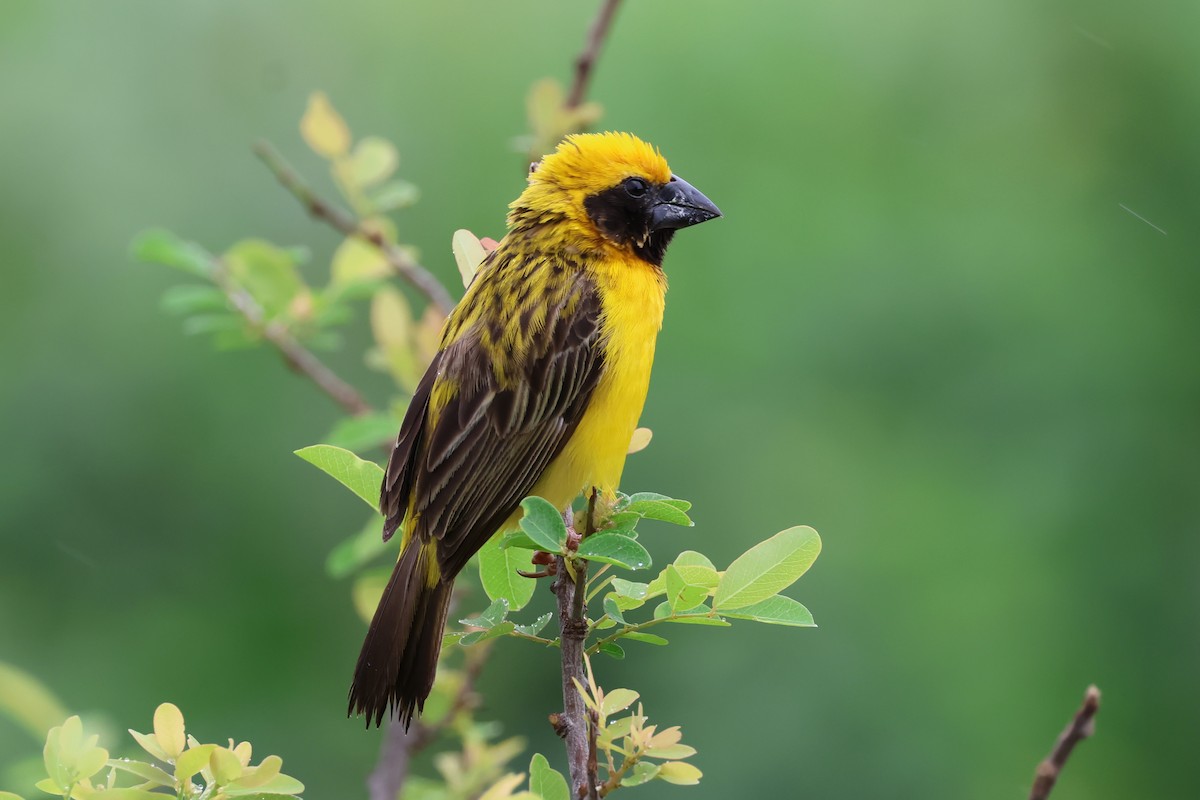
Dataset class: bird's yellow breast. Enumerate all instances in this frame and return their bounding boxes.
[526,254,666,513]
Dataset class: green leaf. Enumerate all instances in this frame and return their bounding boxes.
[528,754,569,800]
[479,535,537,611]
[460,622,515,645]
[0,792,27,800]
[223,771,305,797]
[107,758,175,787]
[153,702,186,759]
[623,499,693,526]
[294,445,384,511]
[175,744,217,781]
[323,412,399,453]
[620,762,659,787]
[673,550,715,570]
[500,531,543,551]
[604,511,641,536]
[518,497,568,553]
[460,598,509,630]
[602,595,626,624]
[599,688,639,718]
[327,516,392,579]
[713,526,822,611]
[131,228,214,277]
[597,642,625,659]
[576,534,651,570]
[619,631,668,646]
[657,762,703,785]
[224,239,304,319]
[664,566,709,613]
[652,602,730,626]
[348,136,398,187]
[721,595,815,627]
[182,313,243,336]
[513,612,553,637]
[624,492,691,512]
[86,790,174,800]
[372,180,420,211]
[160,284,228,316]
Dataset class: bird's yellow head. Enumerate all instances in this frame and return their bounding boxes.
[510,132,721,266]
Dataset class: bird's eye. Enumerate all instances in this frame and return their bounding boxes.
[624,177,649,198]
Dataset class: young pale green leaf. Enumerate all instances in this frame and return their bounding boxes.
[665,566,709,613]
[372,180,420,211]
[518,497,569,553]
[0,662,68,741]
[609,579,648,601]
[500,531,543,551]
[713,526,821,611]
[644,743,697,760]
[513,612,553,637]
[131,229,214,277]
[599,688,639,718]
[597,642,625,659]
[479,535,537,611]
[224,239,304,319]
[623,499,692,527]
[107,758,175,787]
[621,762,660,787]
[294,445,384,511]
[222,771,305,797]
[656,762,703,785]
[673,551,716,570]
[174,744,217,781]
[604,511,641,537]
[127,729,168,762]
[0,792,26,800]
[300,91,350,158]
[210,746,244,784]
[620,631,669,646]
[576,534,651,570]
[352,568,389,624]
[721,595,815,627]
[334,237,390,287]
[528,754,569,800]
[348,136,398,187]
[452,229,488,288]
[82,790,172,800]
[460,598,509,630]
[153,703,186,759]
[624,492,691,512]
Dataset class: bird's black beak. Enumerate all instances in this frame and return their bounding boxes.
[648,174,722,232]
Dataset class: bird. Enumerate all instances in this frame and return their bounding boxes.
[349,132,721,728]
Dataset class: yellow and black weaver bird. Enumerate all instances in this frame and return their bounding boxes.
[350,132,720,727]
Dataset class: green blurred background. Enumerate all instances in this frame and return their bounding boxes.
[2,0,1197,797]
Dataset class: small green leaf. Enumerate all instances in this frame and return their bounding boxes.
[0,792,27,800]
[619,631,669,646]
[131,228,214,277]
[107,758,175,787]
[500,531,543,551]
[372,180,420,211]
[598,642,625,659]
[713,526,821,611]
[224,239,304,319]
[127,729,168,762]
[175,744,217,781]
[460,622,515,645]
[323,412,399,453]
[652,602,730,626]
[604,512,641,536]
[0,662,68,741]
[348,136,398,187]
[300,91,350,158]
[210,746,244,784]
[673,550,715,570]
[664,565,709,613]
[479,535,537,611]
[85,790,174,800]
[294,445,384,511]
[657,761,703,785]
[623,499,693,526]
[518,497,568,553]
[327,516,392,578]
[153,703,186,759]
[513,612,553,637]
[624,492,691,512]
[460,598,509,630]
[602,595,626,624]
[721,595,816,627]
[223,771,304,797]
[599,688,639,718]
[528,754,569,800]
[620,762,659,787]
[576,534,651,570]
[160,285,228,316]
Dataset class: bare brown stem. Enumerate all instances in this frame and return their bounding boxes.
[1029,685,1101,800]
[252,140,456,317]
[566,0,623,109]
[211,260,372,416]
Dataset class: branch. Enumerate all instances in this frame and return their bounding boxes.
[1029,685,1101,800]
[368,638,492,800]
[211,259,372,416]
[566,0,623,109]
[252,140,456,317]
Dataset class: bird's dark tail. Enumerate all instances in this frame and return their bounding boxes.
[348,538,452,728]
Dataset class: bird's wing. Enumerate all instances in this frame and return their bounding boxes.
[381,271,606,577]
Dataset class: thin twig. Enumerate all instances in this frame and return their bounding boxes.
[211,259,372,416]
[565,0,623,109]
[252,140,456,317]
[1029,685,1101,800]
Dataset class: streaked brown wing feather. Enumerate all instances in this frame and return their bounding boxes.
[410,273,605,578]
[380,350,443,542]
